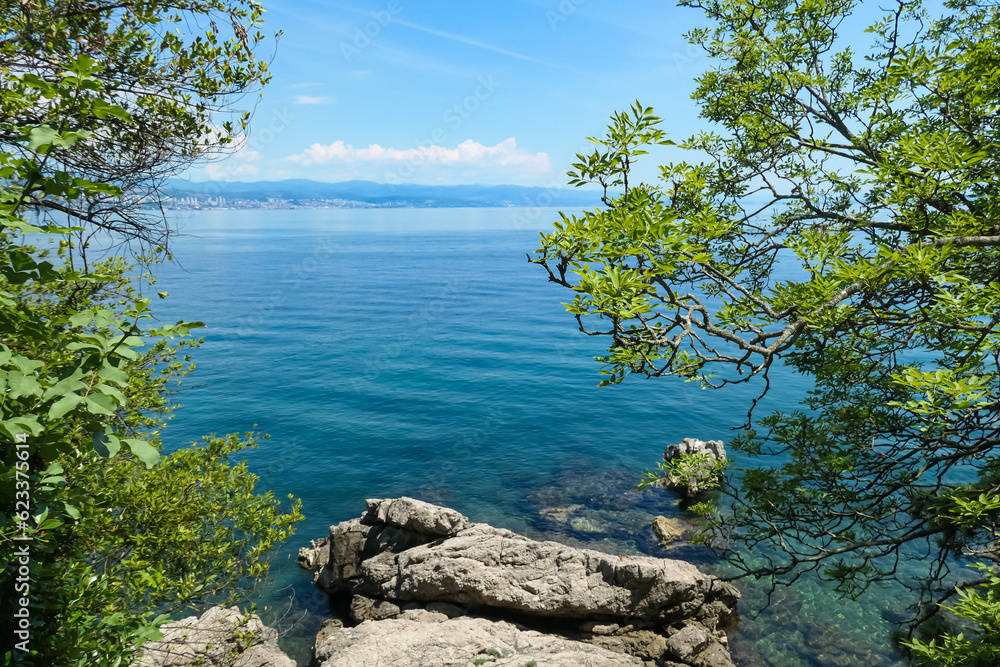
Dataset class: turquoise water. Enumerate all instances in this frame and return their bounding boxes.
[150,208,912,666]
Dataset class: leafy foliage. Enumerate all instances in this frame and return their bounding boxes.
[905,565,1000,666]
[0,2,301,665]
[533,0,1000,653]
[639,451,728,494]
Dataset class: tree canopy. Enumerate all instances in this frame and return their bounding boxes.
[0,0,273,244]
[533,0,1000,661]
[0,2,301,665]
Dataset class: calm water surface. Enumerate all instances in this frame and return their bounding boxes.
[149,208,913,667]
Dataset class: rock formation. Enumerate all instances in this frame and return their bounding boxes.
[132,606,294,667]
[660,438,728,497]
[299,497,740,667]
[652,515,695,546]
[313,609,645,667]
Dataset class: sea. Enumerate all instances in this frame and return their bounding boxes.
[147,207,917,667]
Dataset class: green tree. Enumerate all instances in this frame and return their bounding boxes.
[533,0,1000,659]
[0,2,302,665]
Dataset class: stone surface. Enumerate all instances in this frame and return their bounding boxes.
[297,537,328,579]
[301,498,740,667]
[313,614,645,667]
[664,623,735,667]
[349,594,402,622]
[314,619,343,649]
[661,439,728,497]
[355,522,739,624]
[425,601,467,618]
[579,620,620,635]
[587,629,669,661]
[652,516,693,545]
[311,516,437,593]
[133,606,294,667]
[363,497,470,536]
[666,623,714,660]
[689,641,737,667]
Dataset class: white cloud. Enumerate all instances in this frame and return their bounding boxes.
[205,162,259,179]
[285,137,550,174]
[201,145,264,181]
[295,95,335,105]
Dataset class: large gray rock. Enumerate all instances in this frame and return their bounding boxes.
[301,498,739,667]
[355,522,739,626]
[303,498,469,594]
[661,438,727,497]
[305,515,439,593]
[362,497,470,536]
[313,610,644,667]
[133,606,294,667]
[665,438,727,463]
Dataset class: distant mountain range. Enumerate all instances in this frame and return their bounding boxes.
[164,178,603,209]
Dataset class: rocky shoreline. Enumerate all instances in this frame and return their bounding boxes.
[134,438,738,666]
[296,496,739,667]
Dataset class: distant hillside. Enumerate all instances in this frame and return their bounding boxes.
[164,178,603,209]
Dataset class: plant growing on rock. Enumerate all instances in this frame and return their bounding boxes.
[533,0,1000,658]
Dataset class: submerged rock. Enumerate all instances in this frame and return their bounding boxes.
[652,515,696,546]
[301,497,739,667]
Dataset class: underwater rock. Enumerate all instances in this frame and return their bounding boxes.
[568,514,609,533]
[652,515,695,545]
[538,504,585,524]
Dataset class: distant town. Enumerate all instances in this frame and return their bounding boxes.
[163,195,523,210]
[162,179,603,210]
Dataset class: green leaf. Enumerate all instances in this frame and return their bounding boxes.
[11,355,44,374]
[27,126,59,150]
[93,431,121,459]
[97,363,129,386]
[48,393,84,419]
[123,438,160,468]
[0,416,43,438]
[85,393,117,415]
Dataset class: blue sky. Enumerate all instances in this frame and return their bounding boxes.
[188,0,716,187]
